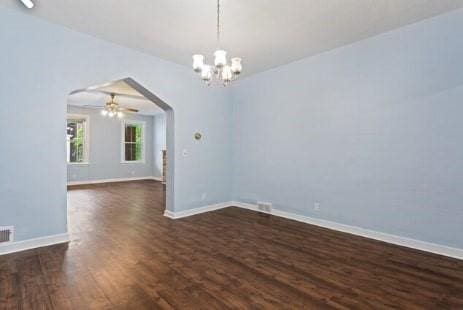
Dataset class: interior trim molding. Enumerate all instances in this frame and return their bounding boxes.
[232,201,463,260]
[164,201,463,260]
[0,233,70,256]
[67,176,162,186]
[163,202,231,219]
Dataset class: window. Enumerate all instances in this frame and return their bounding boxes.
[121,120,145,163]
[67,114,89,164]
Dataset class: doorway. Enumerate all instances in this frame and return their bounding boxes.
[65,78,174,230]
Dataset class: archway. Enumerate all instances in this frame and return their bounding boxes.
[67,77,175,212]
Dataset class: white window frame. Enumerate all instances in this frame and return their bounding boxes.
[121,119,146,164]
[67,113,90,165]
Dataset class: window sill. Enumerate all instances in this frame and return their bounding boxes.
[121,160,145,164]
[68,162,90,165]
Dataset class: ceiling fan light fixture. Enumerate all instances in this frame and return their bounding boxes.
[99,94,137,117]
[20,0,34,9]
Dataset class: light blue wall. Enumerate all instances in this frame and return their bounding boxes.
[3,6,463,249]
[153,113,167,177]
[0,8,232,241]
[231,9,463,248]
[67,106,155,182]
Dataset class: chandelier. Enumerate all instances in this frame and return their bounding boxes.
[192,0,242,86]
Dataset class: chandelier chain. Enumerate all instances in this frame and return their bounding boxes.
[217,0,220,42]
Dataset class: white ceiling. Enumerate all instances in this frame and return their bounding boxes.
[4,0,463,75]
[68,80,164,116]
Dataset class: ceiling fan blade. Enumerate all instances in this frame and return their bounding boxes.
[82,105,104,109]
[120,107,139,113]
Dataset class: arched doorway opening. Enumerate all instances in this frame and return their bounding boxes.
[65,77,174,215]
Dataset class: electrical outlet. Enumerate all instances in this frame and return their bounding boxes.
[314,202,320,211]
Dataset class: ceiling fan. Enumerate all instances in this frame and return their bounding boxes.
[84,93,139,118]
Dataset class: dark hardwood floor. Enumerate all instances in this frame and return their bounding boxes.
[1,180,462,309]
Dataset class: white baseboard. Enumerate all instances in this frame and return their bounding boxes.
[164,202,231,219]
[231,201,463,260]
[0,233,70,256]
[68,176,161,186]
[164,201,463,260]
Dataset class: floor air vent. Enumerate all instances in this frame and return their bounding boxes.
[0,226,14,244]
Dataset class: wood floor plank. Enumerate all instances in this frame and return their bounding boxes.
[0,180,462,309]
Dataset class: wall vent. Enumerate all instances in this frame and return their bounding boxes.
[257,201,272,213]
[0,226,14,245]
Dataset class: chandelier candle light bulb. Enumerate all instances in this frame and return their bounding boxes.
[231,57,242,74]
[192,54,204,72]
[200,65,212,82]
[214,50,227,68]
[221,65,233,83]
